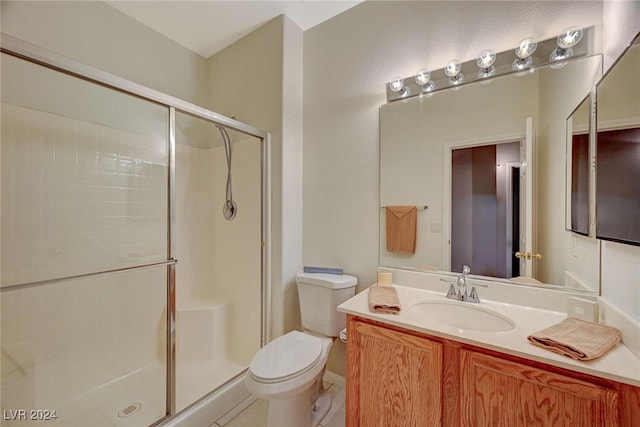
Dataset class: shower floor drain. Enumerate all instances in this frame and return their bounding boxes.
[118,402,142,418]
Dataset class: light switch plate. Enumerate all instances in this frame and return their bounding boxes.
[567,296,599,322]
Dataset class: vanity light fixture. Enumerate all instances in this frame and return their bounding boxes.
[549,27,584,67]
[477,49,497,78]
[385,27,592,103]
[389,76,410,97]
[444,59,464,85]
[512,37,538,70]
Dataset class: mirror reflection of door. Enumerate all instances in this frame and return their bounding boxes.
[571,132,590,236]
[451,141,520,278]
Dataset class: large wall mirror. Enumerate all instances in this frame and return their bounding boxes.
[380,54,602,293]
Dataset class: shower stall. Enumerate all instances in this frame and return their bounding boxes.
[0,35,270,426]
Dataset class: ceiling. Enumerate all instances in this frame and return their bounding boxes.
[106,0,364,58]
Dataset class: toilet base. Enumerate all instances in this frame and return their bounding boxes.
[265,378,332,427]
[311,390,332,427]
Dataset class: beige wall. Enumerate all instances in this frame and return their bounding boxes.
[0,1,209,106]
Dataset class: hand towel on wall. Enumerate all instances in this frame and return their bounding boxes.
[385,206,417,254]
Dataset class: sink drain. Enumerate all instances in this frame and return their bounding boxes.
[118,402,141,418]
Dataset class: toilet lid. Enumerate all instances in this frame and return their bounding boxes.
[249,331,322,382]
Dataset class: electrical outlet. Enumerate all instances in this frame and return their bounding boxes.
[567,296,599,322]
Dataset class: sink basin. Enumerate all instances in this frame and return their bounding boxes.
[409,300,516,332]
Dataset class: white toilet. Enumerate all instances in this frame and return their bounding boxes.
[245,272,357,427]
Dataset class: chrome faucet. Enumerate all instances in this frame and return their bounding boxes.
[442,265,487,303]
[456,265,470,300]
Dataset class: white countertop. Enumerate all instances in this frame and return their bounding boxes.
[338,285,640,387]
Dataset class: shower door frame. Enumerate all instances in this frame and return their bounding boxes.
[1,33,272,423]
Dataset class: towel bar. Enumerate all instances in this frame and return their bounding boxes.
[381,205,428,210]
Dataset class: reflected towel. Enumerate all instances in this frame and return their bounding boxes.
[368,285,401,314]
[527,317,621,361]
[511,276,546,286]
[385,206,417,254]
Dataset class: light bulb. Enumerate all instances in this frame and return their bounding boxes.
[557,27,583,49]
[550,27,583,69]
[389,76,404,92]
[477,49,496,69]
[415,69,431,86]
[512,56,533,71]
[420,80,436,93]
[444,59,462,77]
[477,49,496,78]
[444,59,464,85]
[515,37,537,59]
[550,46,573,62]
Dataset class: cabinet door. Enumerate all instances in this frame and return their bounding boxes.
[346,319,443,427]
[460,350,620,426]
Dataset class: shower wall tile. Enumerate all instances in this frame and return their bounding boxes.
[1,104,169,287]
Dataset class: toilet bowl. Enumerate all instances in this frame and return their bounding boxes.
[245,272,357,427]
[245,330,333,427]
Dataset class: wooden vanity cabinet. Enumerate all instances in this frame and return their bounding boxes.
[346,315,640,427]
[346,319,444,426]
[460,349,619,426]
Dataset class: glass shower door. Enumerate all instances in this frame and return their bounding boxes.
[1,53,170,426]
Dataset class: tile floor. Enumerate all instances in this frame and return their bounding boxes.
[213,372,346,427]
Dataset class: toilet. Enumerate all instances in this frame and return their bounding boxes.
[245,272,357,427]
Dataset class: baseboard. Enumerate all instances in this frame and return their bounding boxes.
[323,370,346,390]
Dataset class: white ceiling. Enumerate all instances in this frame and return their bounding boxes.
[106,0,364,58]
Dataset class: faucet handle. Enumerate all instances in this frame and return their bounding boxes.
[440,278,458,300]
[446,283,458,299]
[467,283,487,303]
[462,265,471,275]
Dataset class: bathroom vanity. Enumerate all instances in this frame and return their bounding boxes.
[338,282,640,426]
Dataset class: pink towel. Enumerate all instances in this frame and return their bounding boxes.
[368,285,401,314]
[385,206,417,254]
[527,317,621,361]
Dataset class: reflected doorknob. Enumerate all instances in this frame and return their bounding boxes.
[515,252,543,260]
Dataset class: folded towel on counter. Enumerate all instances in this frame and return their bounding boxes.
[527,317,621,361]
[385,206,417,254]
[368,285,401,314]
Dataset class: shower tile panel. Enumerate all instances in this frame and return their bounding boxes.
[1,104,168,287]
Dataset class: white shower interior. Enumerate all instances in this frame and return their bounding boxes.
[174,111,263,412]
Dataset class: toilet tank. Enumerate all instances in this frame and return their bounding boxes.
[296,272,357,337]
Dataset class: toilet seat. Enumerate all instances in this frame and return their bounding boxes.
[249,331,323,384]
